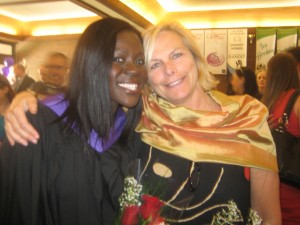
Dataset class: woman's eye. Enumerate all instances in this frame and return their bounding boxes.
[113,57,124,62]
[136,58,145,65]
[172,52,182,59]
[150,62,160,70]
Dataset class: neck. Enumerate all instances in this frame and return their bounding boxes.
[177,86,219,111]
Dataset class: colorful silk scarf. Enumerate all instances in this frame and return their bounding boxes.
[42,94,126,153]
[136,90,278,171]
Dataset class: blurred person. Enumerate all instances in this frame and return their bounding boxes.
[262,52,300,225]
[1,56,14,77]
[30,51,70,99]
[256,68,267,100]
[12,63,35,93]
[0,75,15,147]
[229,66,259,99]
[0,18,147,225]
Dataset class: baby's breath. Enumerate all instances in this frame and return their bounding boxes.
[119,176,143,210]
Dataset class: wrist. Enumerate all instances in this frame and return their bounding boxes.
[26,89,41,100]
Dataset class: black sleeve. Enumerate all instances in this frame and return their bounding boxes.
[0,104,58,225]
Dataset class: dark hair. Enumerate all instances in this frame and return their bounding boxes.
[262,53,299,110]
[62,18,143,149]
[287,46,300,63]
[0,75,15,102]
[234,66,258,98]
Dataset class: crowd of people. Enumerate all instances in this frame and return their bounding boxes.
[1,17,300,225]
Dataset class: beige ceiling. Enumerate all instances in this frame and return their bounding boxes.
[1,0,300,37]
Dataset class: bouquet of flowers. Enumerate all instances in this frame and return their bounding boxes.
[117,176,166,225]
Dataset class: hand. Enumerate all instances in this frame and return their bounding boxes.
[4,91,40,146]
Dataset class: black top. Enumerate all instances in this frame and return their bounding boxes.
[126,134,252,224]
[0,103,118,225]
[15,75,36,93]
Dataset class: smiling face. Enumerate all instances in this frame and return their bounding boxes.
[40,55,69,87]
[147,31,201,108]
[109,30,147,109]
[256,70,267,95]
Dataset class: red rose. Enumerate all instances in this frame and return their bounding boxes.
[121,205,140,225]
[140,194,164,221]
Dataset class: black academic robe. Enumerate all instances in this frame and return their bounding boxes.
[0,103,121,225]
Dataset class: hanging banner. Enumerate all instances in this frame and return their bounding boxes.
[190,29,205,57]
[227,29,247,74]
[204,29,227,75]
[276,27,297,53]
[255,28,276,71]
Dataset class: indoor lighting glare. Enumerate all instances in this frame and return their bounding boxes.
[0,25,17,35]
[120,0,162,24]
[183,19,300,29]
[0,2,97,22]
[182,20,258,29]
[31,26,85,36]
[157,0,300,12]
[258,20,300,27]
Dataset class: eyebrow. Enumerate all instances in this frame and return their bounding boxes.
[150,47,181,62]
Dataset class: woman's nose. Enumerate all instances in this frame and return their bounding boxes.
[164,61,176,76]
[123,62,138,75]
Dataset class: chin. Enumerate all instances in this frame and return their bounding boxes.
[122,99,140,109]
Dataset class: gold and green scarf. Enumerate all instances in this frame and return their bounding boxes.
[136,90,278,172]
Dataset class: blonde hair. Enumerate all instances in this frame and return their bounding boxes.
[143,21,218,92]
[255,68,267,77]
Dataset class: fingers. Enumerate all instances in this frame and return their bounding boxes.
[4,91,40,146]
[27,96,38,114]
[5,123,16,146]
[5,109,38,146]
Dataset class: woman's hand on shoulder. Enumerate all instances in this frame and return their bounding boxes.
[4,91,40,146]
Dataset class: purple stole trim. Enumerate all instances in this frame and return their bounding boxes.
[42,94,126,153]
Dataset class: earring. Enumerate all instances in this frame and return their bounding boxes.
[151,89,156,97]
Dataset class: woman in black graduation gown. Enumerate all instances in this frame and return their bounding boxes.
[0,18,147,225]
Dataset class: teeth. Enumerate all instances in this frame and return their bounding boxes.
[118,83,138,91]
[169,79,181,87]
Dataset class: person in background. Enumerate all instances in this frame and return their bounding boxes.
[287,46,300,86]
[30,51,70,99]
[12,63,35,93]
[0,18,147,225]
[229,66,259,99]
[3,21,281,224]
[0,75,15,148]
[262,52,300,225]
[256,68,267,100]
[1,56,14,78]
